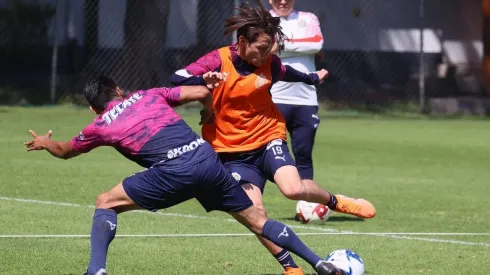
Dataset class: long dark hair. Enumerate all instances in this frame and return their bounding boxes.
[224,0,286,52]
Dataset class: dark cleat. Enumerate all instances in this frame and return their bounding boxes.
[315,261,347,275]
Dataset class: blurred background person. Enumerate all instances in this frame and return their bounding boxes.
[269,0,324,181]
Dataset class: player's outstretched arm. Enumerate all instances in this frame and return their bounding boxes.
[178,86,213,107]
[170,50,222,87]
[178,85,216,125]
[272,55,328,85]
[170,69,208,86]
[24,130,80,160]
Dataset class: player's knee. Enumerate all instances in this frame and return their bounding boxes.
[281,182,304,200]
[275,166,305,200]
[95,192,113,209]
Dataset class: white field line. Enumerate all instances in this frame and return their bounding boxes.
[1,196,490,247]
[1,232,490,239]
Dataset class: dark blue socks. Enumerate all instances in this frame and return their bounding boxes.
[262,219,321,267]
[274,249,299,269]
[87,209,117,275]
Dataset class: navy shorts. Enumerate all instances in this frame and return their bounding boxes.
[218,139,296,192]
[122,153,253,213]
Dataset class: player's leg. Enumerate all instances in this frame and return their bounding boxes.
[86,167,195,275]
[242,183,301,274]
[263,139,376,219]
[86,182,142,275]
[289,105,319,180]
[276,167,376,218]
[218,152,302,274]
[230,208,345,275]
[275,103,295,129]
[201,168,345,275]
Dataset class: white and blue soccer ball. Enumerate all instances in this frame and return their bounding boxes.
[325,249,365,275]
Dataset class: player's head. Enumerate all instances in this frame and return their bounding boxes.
[83,76,123,114]
[269,0,295,17]
[224,0,286,67]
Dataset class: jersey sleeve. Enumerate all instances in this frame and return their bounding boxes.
[281,12,324,57]
[71,124,104,153]
[148,87,182,106]
[271,54,286,83]
[170,50,222,86]
[185,50,222,75]
[271,54,320,85]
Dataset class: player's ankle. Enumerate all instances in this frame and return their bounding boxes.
[325,192,338,209]
[274,249,299,270]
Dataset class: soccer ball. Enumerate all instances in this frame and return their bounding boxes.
[295,200,331,224]
[325,249,365,275]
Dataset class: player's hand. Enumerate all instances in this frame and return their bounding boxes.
[24,130,52,151]
[316,69,329,83]
[203,72,223,90]
[199,108,216,125]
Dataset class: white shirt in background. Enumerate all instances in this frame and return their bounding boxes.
[270,10,324,106]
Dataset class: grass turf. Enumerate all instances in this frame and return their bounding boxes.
[0,106,489,274]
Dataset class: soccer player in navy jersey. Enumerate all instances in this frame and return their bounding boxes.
[24,76,345,275]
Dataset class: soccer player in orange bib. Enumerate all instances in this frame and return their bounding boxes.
[171,1,376,274]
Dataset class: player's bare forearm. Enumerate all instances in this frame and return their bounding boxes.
[185,80,217,126]
[24,130,80,160]
[199,92,213,110]
[198,92,215,125]
[42,140,80,160]
[179,86,212,106]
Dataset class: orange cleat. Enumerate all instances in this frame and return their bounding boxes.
[284,267,304,275]
[334,195,376,218]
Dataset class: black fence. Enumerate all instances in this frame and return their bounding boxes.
[0,0,486,113]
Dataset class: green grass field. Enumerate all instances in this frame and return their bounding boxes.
[1,106,489,275]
